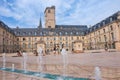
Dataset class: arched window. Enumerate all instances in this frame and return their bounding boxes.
[23,38,26,41]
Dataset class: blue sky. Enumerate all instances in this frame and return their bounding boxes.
[0,0,120,28]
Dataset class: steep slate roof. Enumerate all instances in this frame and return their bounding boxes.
[12,26,87,37]
[0,21,15,35]
[56,25,88,30]
[85,11,120,34]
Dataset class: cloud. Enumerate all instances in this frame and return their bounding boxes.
[0,0,120,28]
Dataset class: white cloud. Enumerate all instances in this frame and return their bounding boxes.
[0,0,120,28]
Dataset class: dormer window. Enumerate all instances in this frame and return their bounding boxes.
[110,17,113,22]
[35,32,37,35]
[98,24,100,28]
[29,32,32,35]
[76,32,78,35]
[23,32,26,35]
[65,32,67,35]
[94,26,96,30]
[59,32,62,35]
[40,32,42,35]
[17,32,20,35]
[103,21,105,25]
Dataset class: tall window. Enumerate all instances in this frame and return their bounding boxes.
[110,25,113,31]
[71,37,73,40]
[98,31,100,35]
[34,38,37,41]
[28,43,31,48]
[48,9,51,13]
[66,37,68,40]
[103,29,105,33]
[23,38,26,41]
[99,37,101,42]
[23,43,26,48]
[104,35,107,42]
[60,37,62,40]
[29,38,31,41]
[47,37,49,40]
[40,37,42,40]
[17,38,19,41]
[77,37,79,40]
[34,44,37,48]
[82,37,84,40]
[54,37,56,41]
[111,33,114,41]
[66,42,68,47]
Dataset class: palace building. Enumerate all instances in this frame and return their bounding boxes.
[0,6,120,53]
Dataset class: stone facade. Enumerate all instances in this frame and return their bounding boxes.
[0,21,18,53]
[84,13,120,51]
[0,6,120,53]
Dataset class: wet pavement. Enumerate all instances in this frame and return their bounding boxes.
[0,52,120,80]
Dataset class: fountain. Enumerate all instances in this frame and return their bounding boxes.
[39,48,43,71]
[2,53,6,69]
[23,53,27,73]
[60,47,68,79]
[35,47,44,76]
[94,67,102,80]
[12,64,15,71]
[11,64,15,78]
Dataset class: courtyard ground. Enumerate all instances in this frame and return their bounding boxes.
[0,51,120,80]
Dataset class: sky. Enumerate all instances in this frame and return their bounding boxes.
[0,0,120,28]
